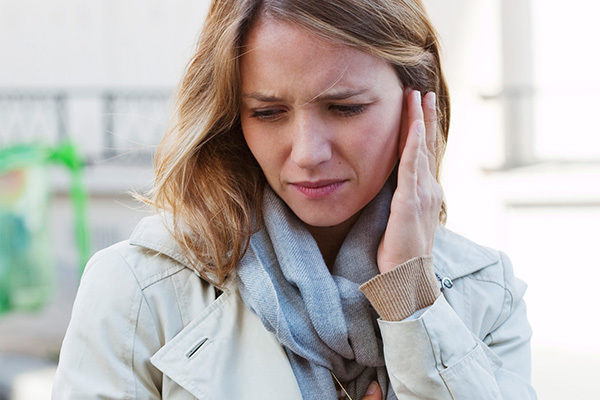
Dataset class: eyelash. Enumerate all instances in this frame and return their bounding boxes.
[250,109,285,120]
[249,104,367,121]
[329,104,366,117]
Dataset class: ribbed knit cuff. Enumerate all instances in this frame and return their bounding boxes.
[359,256,440,321]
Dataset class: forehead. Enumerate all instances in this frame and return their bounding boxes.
[240,17,399,95]
[243,16,345,53]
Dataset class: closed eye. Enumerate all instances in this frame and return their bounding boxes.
[329,104,367,117]
[250,109,286,121]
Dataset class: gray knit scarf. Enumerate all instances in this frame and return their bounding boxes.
[236,183,398,400]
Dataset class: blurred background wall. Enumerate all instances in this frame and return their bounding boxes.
[0,0,598,398]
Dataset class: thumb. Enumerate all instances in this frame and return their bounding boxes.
[361,381,382,400]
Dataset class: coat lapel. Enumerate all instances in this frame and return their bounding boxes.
[150,288,302,400]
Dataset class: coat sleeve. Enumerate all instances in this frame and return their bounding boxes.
[52,247,163,399]
[364,254,537,399]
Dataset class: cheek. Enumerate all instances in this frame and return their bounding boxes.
[241,124,284,179]
[242,124,266,166]
[353,112,401,168]
[247,140,270,170]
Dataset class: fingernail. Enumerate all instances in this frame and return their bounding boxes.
[415,90,421,103]
[429,92,436,107]
[366,381,378,395]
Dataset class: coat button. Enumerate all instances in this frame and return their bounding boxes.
[442,277,453,289]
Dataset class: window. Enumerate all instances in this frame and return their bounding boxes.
[501,0,600,166]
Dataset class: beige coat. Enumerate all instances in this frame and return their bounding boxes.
[52,216,536,399]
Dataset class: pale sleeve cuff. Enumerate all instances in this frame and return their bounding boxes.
[404,306,430,321]
[359,255,440,321]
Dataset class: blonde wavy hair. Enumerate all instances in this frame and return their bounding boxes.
[147,0,450,286]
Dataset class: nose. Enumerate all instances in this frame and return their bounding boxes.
[290,114,332,169]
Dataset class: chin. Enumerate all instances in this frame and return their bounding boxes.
[299,216,339,228]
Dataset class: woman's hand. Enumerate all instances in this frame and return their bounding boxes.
[361,381,382,400]
[377,90,442,274]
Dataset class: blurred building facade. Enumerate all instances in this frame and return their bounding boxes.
[431,0,600,398]
[0,0,598,398]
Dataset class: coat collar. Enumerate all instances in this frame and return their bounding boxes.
[432,226,500,281]
[129,215,225,286]
[129,215,192,269]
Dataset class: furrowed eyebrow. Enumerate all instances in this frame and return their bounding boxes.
[242,93,283,102]
[242,89,369,104]
[312,89,368,102]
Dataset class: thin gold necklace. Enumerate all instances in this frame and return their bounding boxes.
[330,370,354,400]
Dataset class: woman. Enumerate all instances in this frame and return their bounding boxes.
[53,0,536,399]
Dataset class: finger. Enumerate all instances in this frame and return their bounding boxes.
[422,91,437,175]
[408,90,427,160]
[398,89,424,172]
[409,90,425,131]
[398,88,413,161]
[397,118,424,190]
[361,381,382,400]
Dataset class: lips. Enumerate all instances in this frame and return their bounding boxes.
[290,180,347,199]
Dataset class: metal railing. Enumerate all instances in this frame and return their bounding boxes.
[0,88,172,166]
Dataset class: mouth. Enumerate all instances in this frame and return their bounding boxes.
[290,180,347,199]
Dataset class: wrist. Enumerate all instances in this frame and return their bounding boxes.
[360,255,440,321]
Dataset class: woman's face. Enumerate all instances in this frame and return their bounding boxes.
[240,18,404,229]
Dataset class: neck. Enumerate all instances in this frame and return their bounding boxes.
[305,212,361,270]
